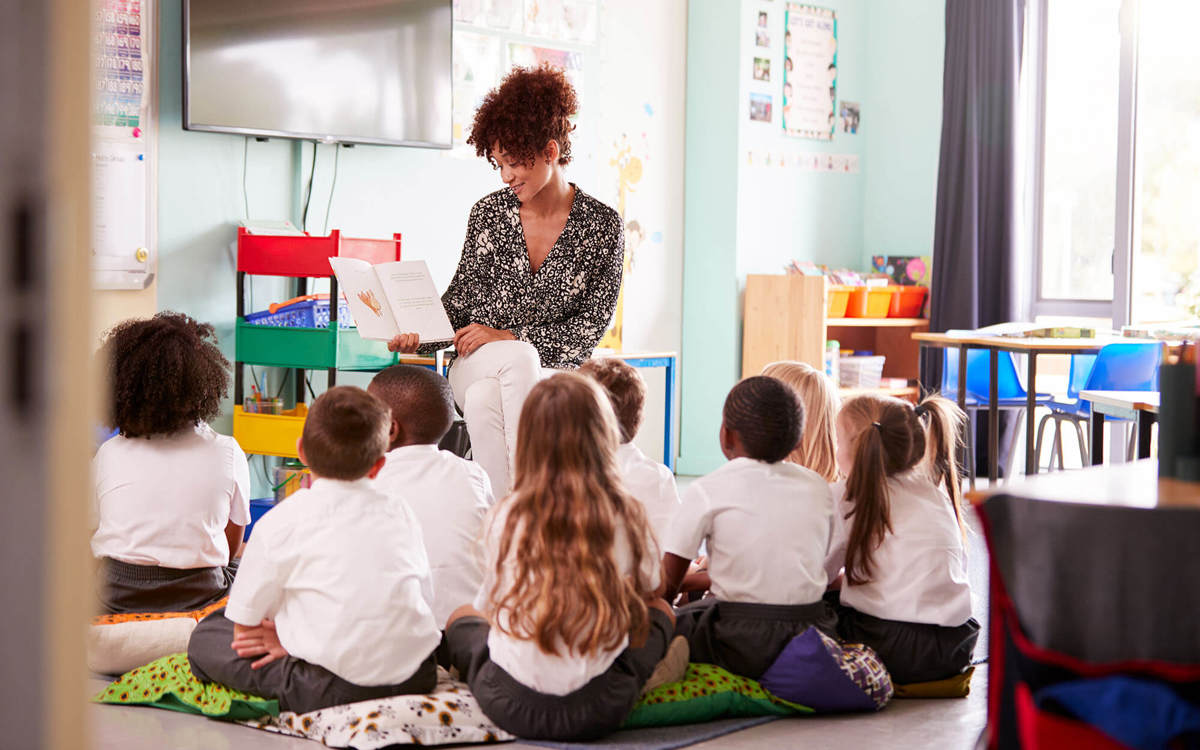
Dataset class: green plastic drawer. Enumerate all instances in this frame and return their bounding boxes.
[236,322,399,371]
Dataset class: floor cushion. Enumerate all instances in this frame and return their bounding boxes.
[87,599,227,676]
[758,627,893,712]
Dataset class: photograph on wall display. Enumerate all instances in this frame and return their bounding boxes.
[753,56,771,82]
[749,93,773,122]
[758,10,768,27]
[840,100,860,133]
[756,29,770,47]
[782,3,837,141]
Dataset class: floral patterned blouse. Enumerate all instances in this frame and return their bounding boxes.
[420,185,624,370]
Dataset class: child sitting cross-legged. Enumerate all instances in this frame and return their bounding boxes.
[368,364,495,628]
[826,394,979,684]
[661,376,837,680]
[578,357,681,542]
[442,373,674,741]
[187,386,441,714]
[92,312,250,614]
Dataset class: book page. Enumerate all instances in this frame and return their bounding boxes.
[329,257,399,340]
[376,260,456,343]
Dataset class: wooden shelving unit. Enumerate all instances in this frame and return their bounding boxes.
[742,274,929,402]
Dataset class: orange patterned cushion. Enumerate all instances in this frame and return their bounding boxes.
[91,597,228,626]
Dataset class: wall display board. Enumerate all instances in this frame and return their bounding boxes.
[92,0,156,289]
[781,4,837,141]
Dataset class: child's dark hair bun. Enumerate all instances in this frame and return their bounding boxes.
[102,312,229,438]
[723,375,805,463]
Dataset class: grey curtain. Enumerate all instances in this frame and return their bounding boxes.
[924,0,1026,475]
[923,0,1026,392]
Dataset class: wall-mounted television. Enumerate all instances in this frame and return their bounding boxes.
[183,0,452,148]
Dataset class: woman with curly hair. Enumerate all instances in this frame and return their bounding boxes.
[389,64,624,495]
[92,312,251,614]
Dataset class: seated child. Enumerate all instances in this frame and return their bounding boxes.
[188,386,441,714]
[91,312,250,614]
[661,376,836,680]
[442,373,673,741]
[368,364,495,627]
[579,358,680,542]
[762,360,841,482]
[826,394,979,684]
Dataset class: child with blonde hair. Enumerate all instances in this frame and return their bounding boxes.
[826,393,978,684]
[762,360,841,482]
[442,373,672,741]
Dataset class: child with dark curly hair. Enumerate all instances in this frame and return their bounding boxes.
[659,376,837,680]
[91,312,250,615]
[388,63,624,497]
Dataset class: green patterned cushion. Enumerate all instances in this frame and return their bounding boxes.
[623,663,812,728]
[92,652,278,721]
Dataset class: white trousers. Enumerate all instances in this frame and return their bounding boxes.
[447,341,550,496]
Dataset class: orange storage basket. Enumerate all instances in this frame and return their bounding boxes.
[846,287,895,318]
[888,286,928,318]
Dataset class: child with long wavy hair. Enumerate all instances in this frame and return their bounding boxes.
[762,360,841,482]
[442,373,675,741]
[825,393,979,685]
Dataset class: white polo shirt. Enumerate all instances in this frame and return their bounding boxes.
[826,470,973,627]
[616,442,681,544]
[662,457,833,605]
[474,499,662,696]
[91,423,251,569]
[225,477,441,686]
[374,443,494,627]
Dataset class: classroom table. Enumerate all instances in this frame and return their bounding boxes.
[912,332,1141,481]
[1079,389,1159,464]
[974,460,1200,747]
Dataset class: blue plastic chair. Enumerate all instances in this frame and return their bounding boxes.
[1035,343,1161,468]
[941,348,1053,479]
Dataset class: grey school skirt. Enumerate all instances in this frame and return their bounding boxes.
[97,557,237,615]
[673,598,839,680]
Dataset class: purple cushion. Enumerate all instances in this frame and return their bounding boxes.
[759,627,893,712]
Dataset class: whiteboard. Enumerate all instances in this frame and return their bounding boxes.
[92,0,156,290]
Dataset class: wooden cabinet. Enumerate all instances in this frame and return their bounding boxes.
[742,274,929,400]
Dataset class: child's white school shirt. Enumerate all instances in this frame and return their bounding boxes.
[615,441,681,543]
[374,443,494,627]
[91,423,251,569]
[662,457,833,605]
[473,498,662,696]
[225,477,441,686]
[825,469,972,627]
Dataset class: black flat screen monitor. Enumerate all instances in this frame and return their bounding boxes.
[184,0,452,147]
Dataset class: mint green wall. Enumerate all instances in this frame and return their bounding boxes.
[677,0,743,475]
[862,0,945,264]
[678,0,945,475]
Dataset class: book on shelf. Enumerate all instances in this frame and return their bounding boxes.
[328,257,454,344]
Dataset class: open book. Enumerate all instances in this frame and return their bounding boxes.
[328,257,455,344]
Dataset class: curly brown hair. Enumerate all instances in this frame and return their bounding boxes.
[579,357,645,443]
[101,312,230,438]
[468,63,578,168]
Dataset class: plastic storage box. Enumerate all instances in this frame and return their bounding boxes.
[839,355,886,389]
[244,298,353,329]
[826,285,853,317]
[887,286,928,318]
[845,287,896,318]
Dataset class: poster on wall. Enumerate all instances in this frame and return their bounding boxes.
[781,4,837,141]
[452,32,505,148]
[507,42,584,99]
[453,0,523,32]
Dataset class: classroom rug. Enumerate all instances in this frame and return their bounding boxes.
[522,716,779,750]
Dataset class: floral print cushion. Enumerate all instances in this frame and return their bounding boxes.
[623,663,813,728]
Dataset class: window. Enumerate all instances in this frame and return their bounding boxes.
[1026,0,1200,326]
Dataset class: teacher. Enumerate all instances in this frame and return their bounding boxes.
[389,64,624,495]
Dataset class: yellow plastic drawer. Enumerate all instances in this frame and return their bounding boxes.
[233,404,308,458]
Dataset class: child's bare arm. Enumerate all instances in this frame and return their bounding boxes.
[661,552,691,603]
[224,519,245,561]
